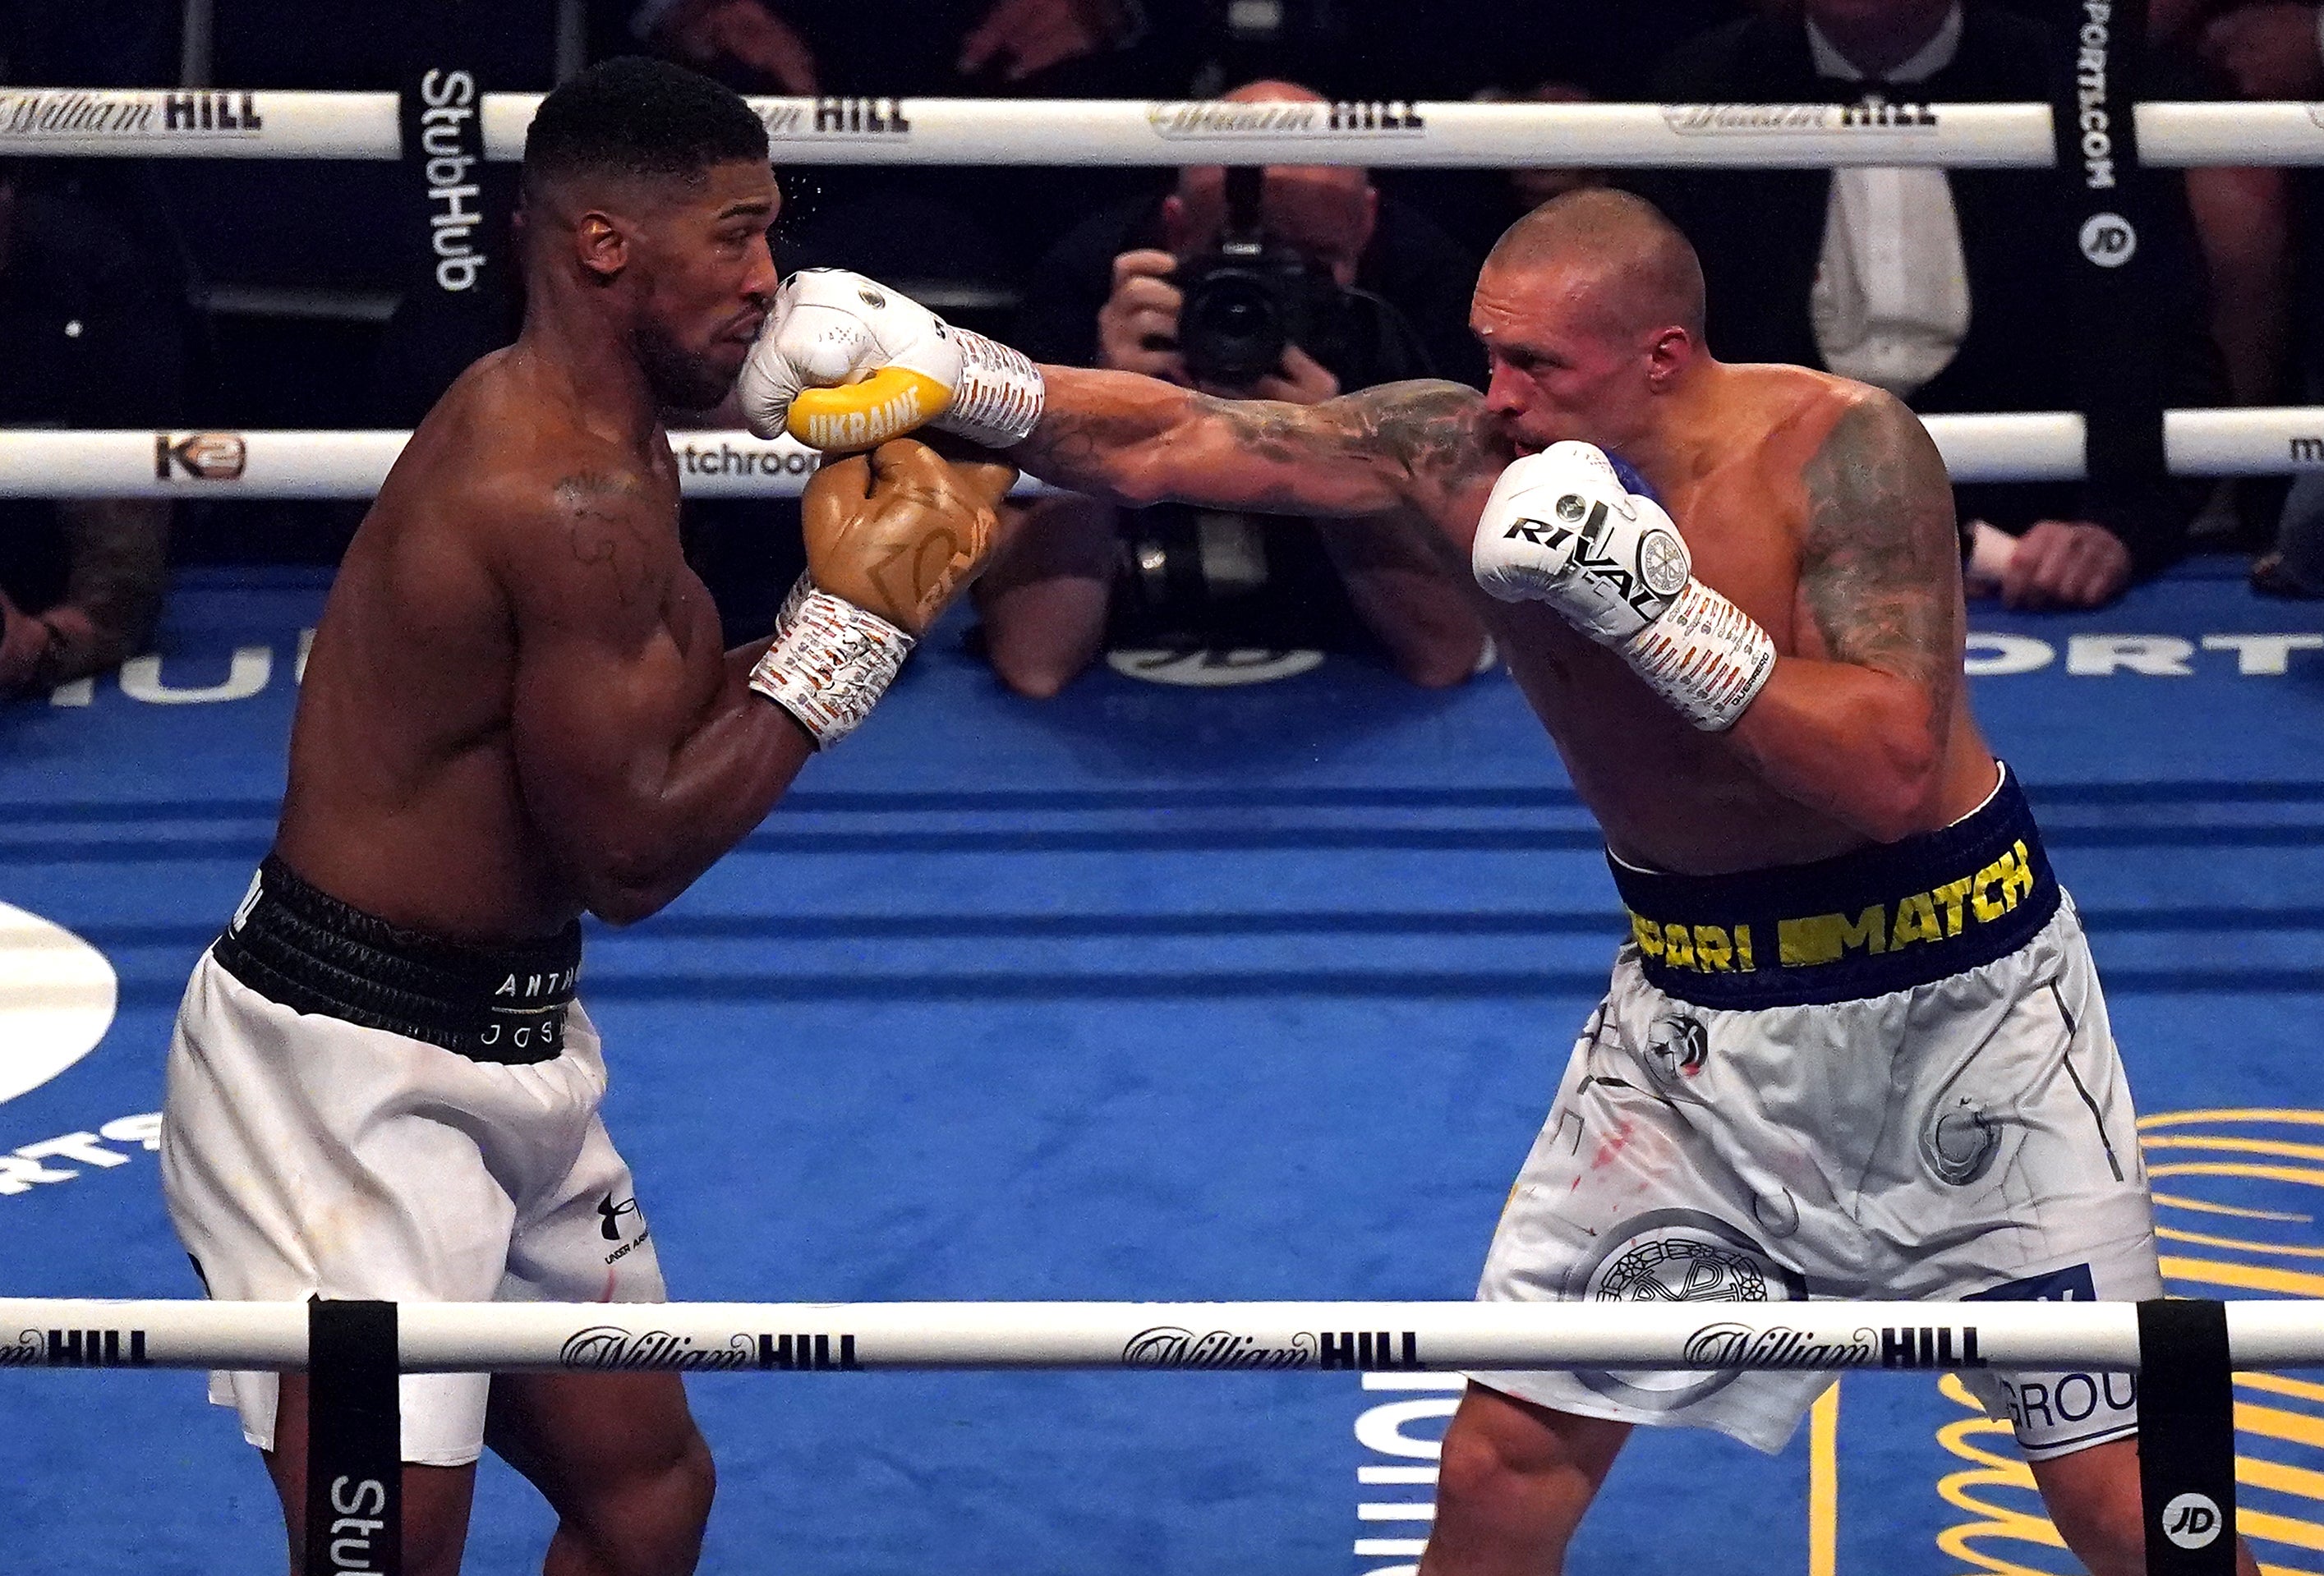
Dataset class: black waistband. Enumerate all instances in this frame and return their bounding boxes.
[1608,768,2060,1009]
[210,855,581,1064]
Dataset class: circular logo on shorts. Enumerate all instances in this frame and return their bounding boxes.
[1564,1209,1806,1411]
[0,900,117,1105]
[1638,530,1689,599]
[2161,1491,2225,1549]
[1554,493,1589,523]
[857,286,888,310]
[1105,647,1326,687]
[2078,212,2138,269]
[1642,1013,1708,1089]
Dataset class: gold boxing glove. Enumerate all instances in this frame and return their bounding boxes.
[748,440,1018,745]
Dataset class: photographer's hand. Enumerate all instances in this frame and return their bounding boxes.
[1096,249,1188,384]
[1247,343,1340,407]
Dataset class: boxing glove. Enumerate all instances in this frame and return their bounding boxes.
[749,439,1018,746]
[1473,441,1774,731]
[738,269,1044,453]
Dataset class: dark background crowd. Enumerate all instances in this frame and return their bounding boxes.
[4,0,2323,701]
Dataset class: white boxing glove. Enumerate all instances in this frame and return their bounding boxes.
[1473,441,1776,731]
[737,269,1045,453]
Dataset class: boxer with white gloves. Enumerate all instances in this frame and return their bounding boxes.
[738,266,1046,453]
[1470,439,1774,731]
[774,188,2206,1576]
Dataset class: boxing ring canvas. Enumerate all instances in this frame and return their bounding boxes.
[3,558,2321,1575]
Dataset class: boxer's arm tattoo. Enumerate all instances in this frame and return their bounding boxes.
[555,471,667,612]
[1015,375,1499,516]
[1796,394,1962,692]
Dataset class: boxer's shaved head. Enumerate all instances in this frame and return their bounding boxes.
[1487,187,1705,342]
[518,57,779,411]
[1470,189,1710,455]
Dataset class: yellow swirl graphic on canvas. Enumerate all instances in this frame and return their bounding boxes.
[1930,1109,2324,1576]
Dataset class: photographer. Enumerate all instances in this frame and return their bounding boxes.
[0,159,181,701]
[975,80,1489,696]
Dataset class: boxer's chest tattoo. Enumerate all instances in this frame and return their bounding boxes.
[557,471,671,609]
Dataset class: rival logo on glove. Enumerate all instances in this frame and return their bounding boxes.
[1500,497,1686,624]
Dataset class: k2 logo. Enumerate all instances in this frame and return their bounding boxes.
[154,431,247,481]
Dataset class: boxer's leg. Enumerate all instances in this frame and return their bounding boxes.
[974,494,1120,697]
[1420,1384,1629,1576]
[485,1371,715,1576]
[260,1372,480,1576]
[2032,1437,2261,1576]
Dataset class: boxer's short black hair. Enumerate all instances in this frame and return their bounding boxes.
[522,56,768,201]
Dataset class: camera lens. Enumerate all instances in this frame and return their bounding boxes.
[1180,269,1288,387]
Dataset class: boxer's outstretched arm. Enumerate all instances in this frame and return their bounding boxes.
[506,473,813,926]
[1010,366,1502,522]
[1727,393,1966,843]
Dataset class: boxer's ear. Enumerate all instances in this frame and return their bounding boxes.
[573,209,629,283]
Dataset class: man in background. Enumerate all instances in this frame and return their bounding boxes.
[1644,0,2223,609]
[0,158,182,700]
[975,80,1489,695]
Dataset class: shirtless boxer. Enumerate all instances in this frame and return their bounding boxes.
[739,186,2248,1576]
[158,58,1014,1576]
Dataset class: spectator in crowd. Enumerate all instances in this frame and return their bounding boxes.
[0,0,180,86]
[1644,0,2224,609]
[628,0,1160,94]
[974,80,1489,696]
[604,0,1198,283]
[2178,0,2324,595]
[0,160,182,700]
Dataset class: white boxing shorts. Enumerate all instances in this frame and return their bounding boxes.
[159,857,667,1468]
[1475,767,2159,1461]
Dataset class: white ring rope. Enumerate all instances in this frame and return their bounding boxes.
[1,89,2321,168]
[8,409,2321,500]
[5,1297,2322,1374]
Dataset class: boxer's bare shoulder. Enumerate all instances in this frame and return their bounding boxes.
[384,357,685,623]
[1780,378,1962,692]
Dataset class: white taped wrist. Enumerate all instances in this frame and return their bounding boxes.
[748,579,914,747]
[772,569,814,635]
[1619,578,1777,732]
[936,329,1044,448]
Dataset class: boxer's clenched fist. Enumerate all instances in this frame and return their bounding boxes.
[803,439,1019,636]
[1473,442,1774,731]
[738,269,1045,453]
[1472,441,1691,642]
[748,439,1018,746]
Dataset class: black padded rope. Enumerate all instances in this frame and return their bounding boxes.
[2135,1298,2238,1576]
[306,1299,403,1576]
[2052,0,2170,492]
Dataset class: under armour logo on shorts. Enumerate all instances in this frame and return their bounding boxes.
[596,1194,642,1243]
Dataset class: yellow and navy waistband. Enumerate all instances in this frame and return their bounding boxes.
[1610,769,2059,1010]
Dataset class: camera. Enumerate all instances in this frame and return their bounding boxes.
[1171,168,1348,388]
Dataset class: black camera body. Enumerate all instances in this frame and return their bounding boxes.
[1171,167,1347,388]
